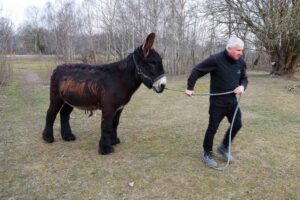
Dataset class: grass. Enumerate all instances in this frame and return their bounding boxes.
[0,59,300,199]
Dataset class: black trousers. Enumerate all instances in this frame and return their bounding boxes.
[203,103,242,153]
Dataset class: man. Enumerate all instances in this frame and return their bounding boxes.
[185,36,248,168]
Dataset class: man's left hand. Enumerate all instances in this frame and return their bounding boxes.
[234,85,245,95]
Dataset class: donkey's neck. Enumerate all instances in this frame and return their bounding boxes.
[118,54,143,95]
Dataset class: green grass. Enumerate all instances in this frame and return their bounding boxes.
[0,60,299,199]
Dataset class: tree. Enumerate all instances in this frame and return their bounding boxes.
[206,0,300,76]
[43,0,79,62]
[0,16,13,86]
[91,0,121,61]
[0,17,14,53]
[22,6,46,53]
[17,24,47,54]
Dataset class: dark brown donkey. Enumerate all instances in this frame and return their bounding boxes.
[42,33,166,155]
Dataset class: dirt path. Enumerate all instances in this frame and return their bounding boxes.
[22,69,41,95]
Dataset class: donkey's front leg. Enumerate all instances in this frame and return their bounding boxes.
[99,110,115,155]
[111,108,123,145]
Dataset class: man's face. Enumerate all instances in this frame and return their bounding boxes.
[227,45,243,60]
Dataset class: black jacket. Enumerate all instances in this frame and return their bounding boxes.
[187,49,248,106]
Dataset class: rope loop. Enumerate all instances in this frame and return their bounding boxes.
[165,87,241,171]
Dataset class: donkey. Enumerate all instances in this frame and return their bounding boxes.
[42,33,166,155]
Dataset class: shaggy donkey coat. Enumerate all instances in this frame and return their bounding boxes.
[42,33,167,154]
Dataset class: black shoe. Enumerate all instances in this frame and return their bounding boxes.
[217,144,234,162]
[202,151,217,168]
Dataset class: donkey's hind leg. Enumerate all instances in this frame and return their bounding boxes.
[60,103,76,141]
[42,97,64,143]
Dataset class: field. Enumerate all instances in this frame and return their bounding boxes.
[1,58,300,199]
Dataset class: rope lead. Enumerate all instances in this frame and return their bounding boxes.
[165,87,241,171]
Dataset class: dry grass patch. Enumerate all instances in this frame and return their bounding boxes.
[1,61,299,199]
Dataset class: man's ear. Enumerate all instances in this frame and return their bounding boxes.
[142,32,156,56]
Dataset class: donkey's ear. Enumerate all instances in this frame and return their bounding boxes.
[142,32,156,56]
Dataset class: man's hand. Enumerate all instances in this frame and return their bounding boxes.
[185,89,194,96]
[234,85,245,95]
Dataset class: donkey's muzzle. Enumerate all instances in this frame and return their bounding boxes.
[153,76,167,93]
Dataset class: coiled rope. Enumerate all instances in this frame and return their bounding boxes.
[165,87,241,171]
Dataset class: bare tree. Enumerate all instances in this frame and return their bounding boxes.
[11,0,212,76]
[23,6,45,53]
[76,0,97,64]
[43,0,79,62]
[160,0,205,74]
[0,16,13,86]
[91,0,120,61]
[0,17,13,53]
[205,0,300,76]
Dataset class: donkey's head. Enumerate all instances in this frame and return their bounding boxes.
[133,33,166,93]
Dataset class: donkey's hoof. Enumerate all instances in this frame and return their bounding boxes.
[99,145,114,155]
[111,138,120,145]
[62,134,76,141]
[43,135,54,143]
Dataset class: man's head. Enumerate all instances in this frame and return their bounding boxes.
[226,36,244,60]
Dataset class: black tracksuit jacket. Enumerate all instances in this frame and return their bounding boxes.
[187,49,248,106]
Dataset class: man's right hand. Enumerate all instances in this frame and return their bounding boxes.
[185,89,194,96]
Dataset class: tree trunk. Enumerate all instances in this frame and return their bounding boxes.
[270,50,299,77]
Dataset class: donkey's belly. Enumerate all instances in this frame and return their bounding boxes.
[64,100,99,111]
[61,92,100,110]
